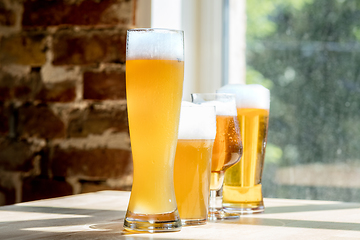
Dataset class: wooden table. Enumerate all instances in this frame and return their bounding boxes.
[1,191,359,239]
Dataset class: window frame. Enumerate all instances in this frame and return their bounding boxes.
[135,0,246,101]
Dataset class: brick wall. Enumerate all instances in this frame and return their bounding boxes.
[0,0,135,206]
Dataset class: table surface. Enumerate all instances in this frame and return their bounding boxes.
[0,190,359,240]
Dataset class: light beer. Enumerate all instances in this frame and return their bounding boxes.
[211,115,242,190]
[124,29,184,232]
[218,84,270,213]
[174,139,214,224]
[174,103,216,225]
[191,93,242,220]
[126,59,184,214]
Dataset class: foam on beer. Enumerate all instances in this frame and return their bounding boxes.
[198,100,238,117]
[217,84,270,110]
[191,93,238,116]
[127,28,184,61]
[178,101,216,140]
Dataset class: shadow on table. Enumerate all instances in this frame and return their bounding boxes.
[215,202,360,232]
[0,205,123,239]
[53,231,195,240]
[1,201,360,239]
[264,202,360,215]
[0,205,187,240]
[233,217,360,231]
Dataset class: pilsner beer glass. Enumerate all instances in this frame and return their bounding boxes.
[218,84,270,214]
[191,93,243,220]
[174,102,216,225]
[124,29,184,232]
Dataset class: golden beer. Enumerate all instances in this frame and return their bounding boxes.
[218,84,270,214]
[173,103,216,225]
[174,139,213,224]
[191,93,242,220]
[126,59,184,214]
[211,115,242,190]
[124,29,184,232]
[223,108,269,211]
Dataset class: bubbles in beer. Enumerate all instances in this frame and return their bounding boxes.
[178,101,216,140]
[217,84,270,110]
[127,29,184,61]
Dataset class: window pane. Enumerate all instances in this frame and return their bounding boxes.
[246,0,360,202]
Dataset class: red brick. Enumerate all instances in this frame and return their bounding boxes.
[80,180,130,193]
[51,147,132,179]
[52,30,126,66]
[0,87,11,101]
[0,32,47,66]
[0,67,76,103]
[0,6,16,26]
[0,104,9,135]
[0,187,15,206]
[36,80,76,102]
[83,70,126,100]
[14,70,42,101]
[22,177,73,202]
[0,69,16,101]
[0,137,40,171]
[0,69,17,102]
[0,67,42,102]
[67,103,128,138]
[22,0,133,28]
[17,104,65,139]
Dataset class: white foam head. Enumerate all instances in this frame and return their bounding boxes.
[127,28,184,61]
[178,101,216,140]
[217,84,270,110]
[191,93,237,116]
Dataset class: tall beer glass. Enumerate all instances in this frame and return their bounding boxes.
[218,84,270,214]
[174,102,216,225]
[124,29,184,232]
[191,93,243,220]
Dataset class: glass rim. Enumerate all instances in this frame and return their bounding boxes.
[127,28,184,34]
[191,93,237,100]
[191,93,238,116]
[191,92,236,96]
[126,28,184,61]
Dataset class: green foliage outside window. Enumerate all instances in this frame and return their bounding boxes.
[246,0,360,201]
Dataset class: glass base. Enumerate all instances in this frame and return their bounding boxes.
[223,201,264,214]
[208,187,240,221]
[181,218,207,226]
[208,208,240,221]
[123,210,182,233]
[89,219,123,233]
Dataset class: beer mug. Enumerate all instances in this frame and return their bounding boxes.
[218,84,270,214]
[124,29,184,232]
[191,93,243,220]
[174,102,216,225]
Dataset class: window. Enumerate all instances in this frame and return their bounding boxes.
[246,0,360,202]
[136,0,360,202]
[136,0,239,100]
